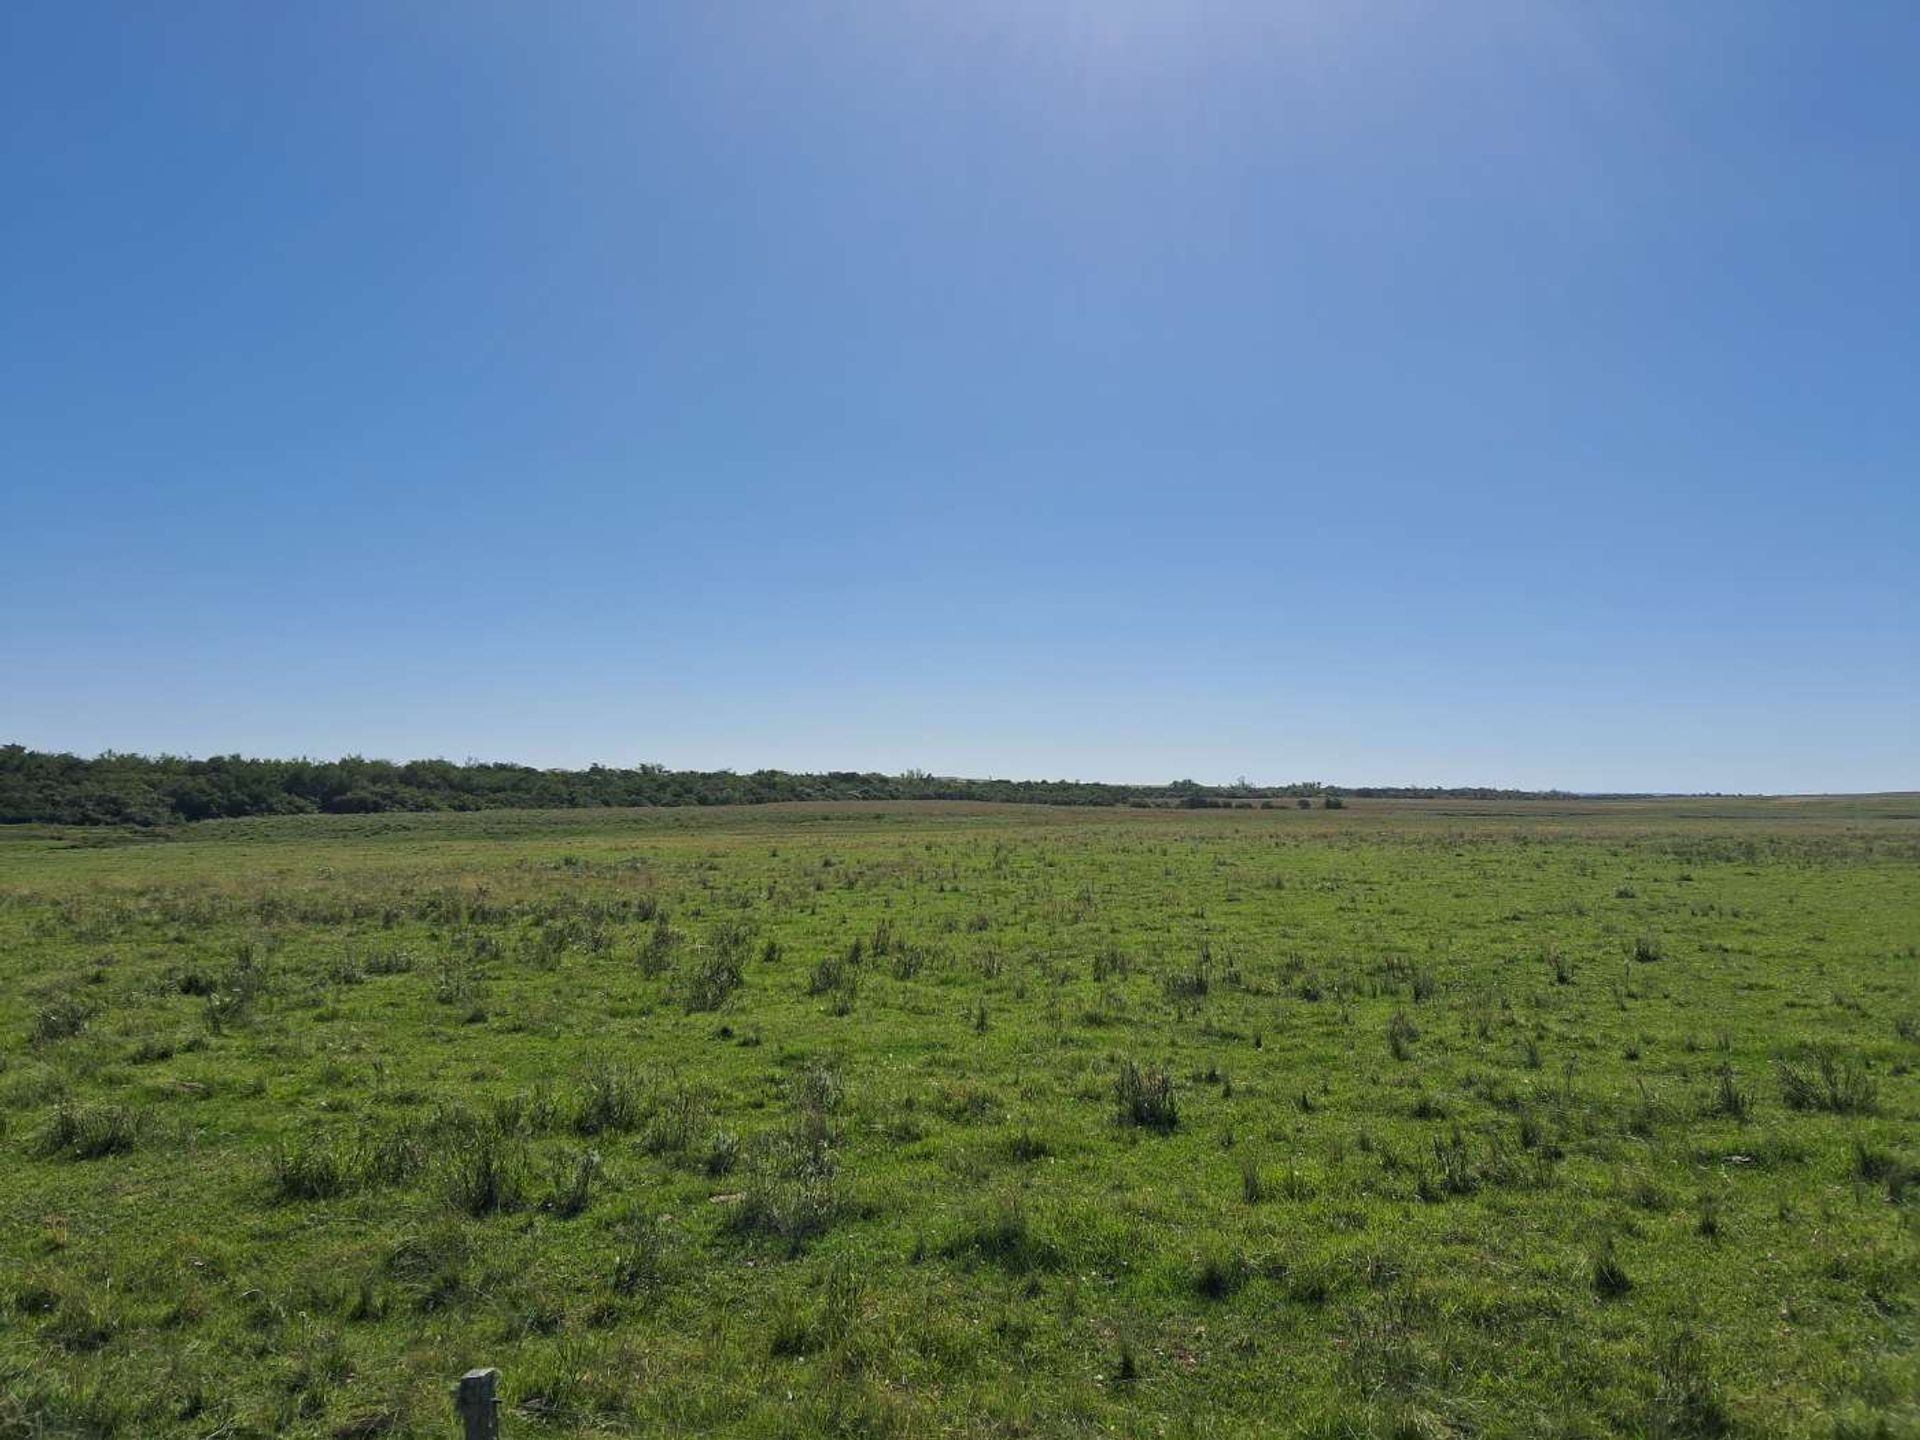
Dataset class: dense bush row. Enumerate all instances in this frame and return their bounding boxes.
[0,745,1574,826]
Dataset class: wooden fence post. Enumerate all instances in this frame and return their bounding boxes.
[454,1367,500,1440]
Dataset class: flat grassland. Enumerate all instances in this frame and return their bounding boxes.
[2,798,1916,1438]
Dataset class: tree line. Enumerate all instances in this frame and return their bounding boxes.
[0,745,1576,826]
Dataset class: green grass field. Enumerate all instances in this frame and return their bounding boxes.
[2,798,1916,1439]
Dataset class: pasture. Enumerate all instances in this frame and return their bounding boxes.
[1,798,1916,1438]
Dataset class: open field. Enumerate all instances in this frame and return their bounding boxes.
[2,798,1916,1438]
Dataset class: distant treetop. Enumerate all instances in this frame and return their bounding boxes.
[0,744,1579,827]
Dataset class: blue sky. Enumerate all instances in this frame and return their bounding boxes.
[3,2,1915,792]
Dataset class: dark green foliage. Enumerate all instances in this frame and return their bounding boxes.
[807,949,859,1015]
[203,945,270,1031]
[1164,945,1211,1000]
[1240,1159,1265,1203]
[0,743,1582,825]
[1850,1139,1916,1203]
[1696,1193,1724,1238]
[704,1128,741,1178]
[1006,1127,1051,1162]
[726,1130,840,1251]
[806,951,850,997]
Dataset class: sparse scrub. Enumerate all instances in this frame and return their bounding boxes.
[30,994,96,1045]
[573,1061,644,1136]
[1114,1058,1178,1131]
[1240,1158,1266,1203]
[1387,1009,1420,1061]
[1591,1237,1632,1298]
[1193,1247,1250,1300]
[543,1147,601,1218]
[680,945,745,1012]
[1645,1327,1731,1438]
[1706,1063,1753,1121]
[38,1101,140,1160]
[609,1212,675,1297]
[269,1135,355,1201]
[726,1128,841,1251]
[638,913,680,977]
[1006,1126,1051,1162]
[1851,1139,1916,1203]
[1777,1047,1878,1115]
[443,1124,529,1216]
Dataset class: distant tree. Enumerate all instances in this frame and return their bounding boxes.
[0,745,1567,827]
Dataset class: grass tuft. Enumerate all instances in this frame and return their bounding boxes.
[1114,1059,1178,1131]
[1777,1048,1878,1115]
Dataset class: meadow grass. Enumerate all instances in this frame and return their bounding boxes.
[0,797,1916,1437]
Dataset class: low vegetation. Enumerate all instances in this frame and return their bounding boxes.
[0,795,1915,1437]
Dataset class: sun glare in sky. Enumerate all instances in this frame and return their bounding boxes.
[1,1,1914,791]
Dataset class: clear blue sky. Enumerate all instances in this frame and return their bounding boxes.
[3,3,1915,793]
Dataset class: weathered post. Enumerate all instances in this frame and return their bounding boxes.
[454,1367,500,1440]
